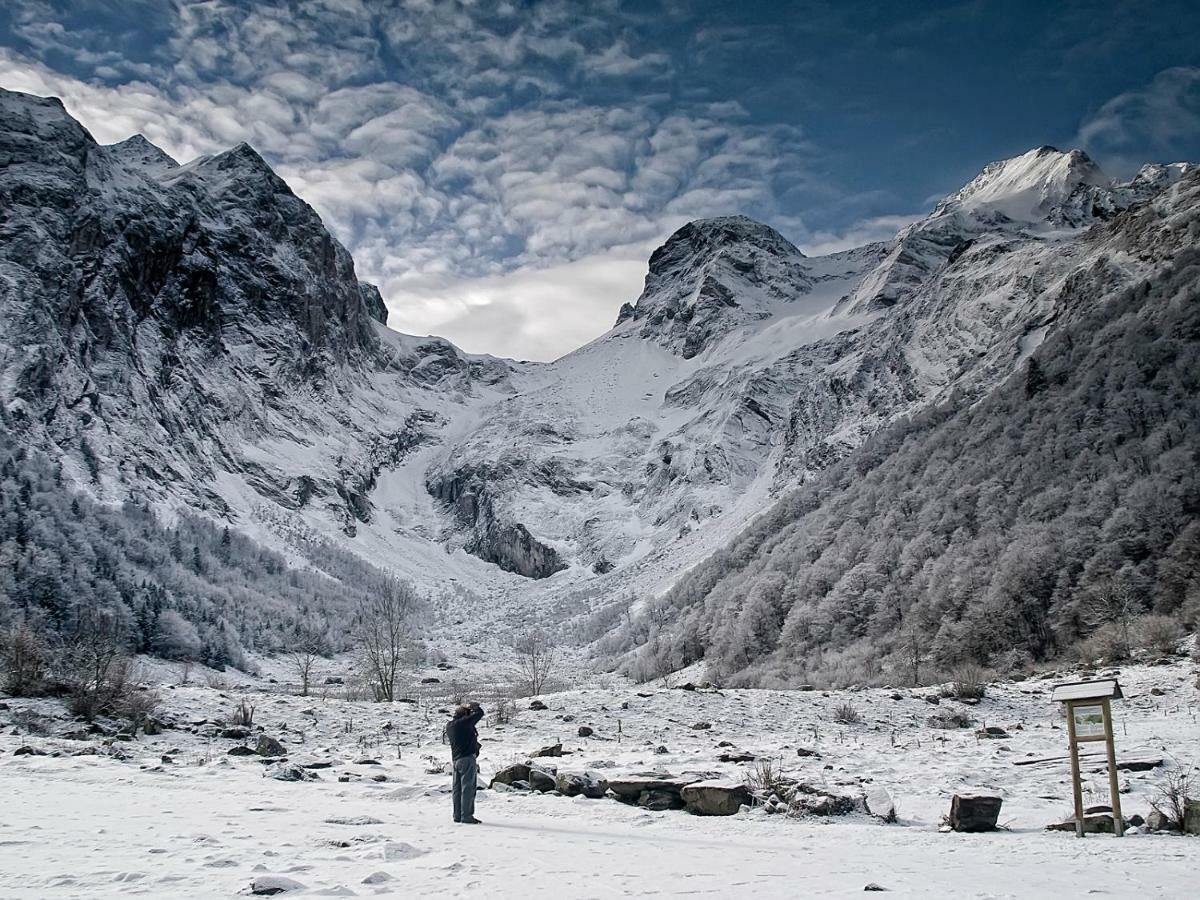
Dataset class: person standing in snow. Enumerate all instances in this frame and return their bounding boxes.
[447,701,484,824]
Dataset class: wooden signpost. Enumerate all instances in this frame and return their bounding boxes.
[1050,679,1124,837]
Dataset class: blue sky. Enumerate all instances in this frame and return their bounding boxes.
[2,1,1198,360]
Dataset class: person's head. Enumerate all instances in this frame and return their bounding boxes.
[453,704,471,719]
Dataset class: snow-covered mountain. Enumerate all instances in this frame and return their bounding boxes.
[1,87,1193,635]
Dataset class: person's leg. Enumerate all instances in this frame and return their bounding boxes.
[462,754,478,820]
[452,758,463,822]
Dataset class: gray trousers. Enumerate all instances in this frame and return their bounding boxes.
[452,754,478,821]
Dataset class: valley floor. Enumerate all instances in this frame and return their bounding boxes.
[0,655,1197,899]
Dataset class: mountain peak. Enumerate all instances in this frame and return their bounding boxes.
[103,134,178,171]
[936,146,1112,225]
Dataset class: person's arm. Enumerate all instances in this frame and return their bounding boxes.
[467,702,484,725]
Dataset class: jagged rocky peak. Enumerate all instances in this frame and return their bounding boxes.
[1120,161,1195,203]
[101,133,178,171]
[618,215,813,358]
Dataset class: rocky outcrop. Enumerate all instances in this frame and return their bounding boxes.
[948,795,1002,832]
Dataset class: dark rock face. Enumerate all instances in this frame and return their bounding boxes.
[621,216,813,358]
[426,466,567,579]
[949,795,1002,832]
[681,782,752,816]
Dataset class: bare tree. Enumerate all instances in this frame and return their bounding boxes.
[513,629,558,697]
[1081,582,1141,655]
[61,605,131,720]
[0,624,50,696]
[289,624,328,697]
[898,619,924,687]
[357,576,419,702]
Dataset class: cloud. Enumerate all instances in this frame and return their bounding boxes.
[1077,66,1200,177]
[799,214,920,256]
[0,0,828,360]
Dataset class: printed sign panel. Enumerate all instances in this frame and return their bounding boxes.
[1072,703,1105,739]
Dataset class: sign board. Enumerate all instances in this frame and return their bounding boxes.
[1052,679,1125,838]
[1071,704,1105,739]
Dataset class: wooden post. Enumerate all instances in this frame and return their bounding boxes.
[1065,700,1085,839]
[1102,698,1125,837]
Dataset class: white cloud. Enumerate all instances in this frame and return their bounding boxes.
[1077,66,1200,177]
[799,214,920,256]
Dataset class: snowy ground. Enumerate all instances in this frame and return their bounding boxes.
[1,654,1197,899]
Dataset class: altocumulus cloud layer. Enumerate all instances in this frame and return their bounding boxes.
[1,1,1198,359]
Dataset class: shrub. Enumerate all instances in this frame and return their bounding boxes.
[230,699,255,728]
[65,656,142,721]
[0,624,50,696]
[489,696,517,726]
[989,648,1033,675]
[120,687,161,735]
[744,758,792,800]
[1132,615,1185,656]
[1074,622,1131,663]
[946,663,990,700]
[832,702,862,725]
[1151,763,1195,830]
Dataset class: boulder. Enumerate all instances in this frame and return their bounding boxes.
[323,676,344,685]
[264,763,318,782]
[577,725,594,737]
[529,768,557,793]
[531,743,563,758]
[1184,799,1200,836]
[221,726,251,740]
[255,736,286,757]
[556,771,609,798]
[1146,809,1172,832]
[250,875,306,895]
[865,787,896,823]
[1046,814,1118,834]
[691,722,712,731]
[975,726,1008,739]
[228,745,257,756]
[949,795,1002,832]
[681,781,752,816]
[1114,757,1163,772]
[13,746,46,756]
[491,763,532,787]
[420,677,441,684]
[609,775,688,805]
[640,789,686,811]
[528,700,548,711]
[717,751,756,763]
[795,747,821,758]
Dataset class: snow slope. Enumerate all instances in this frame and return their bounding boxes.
[0,656,1196,898]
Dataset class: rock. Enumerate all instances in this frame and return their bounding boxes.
[975,726,1008,739]
[716,740,734,748]
[1127,813,1145,827]
[795,748,821,758]
[865,787,896,823]
[1150,687,1165,696]
[609,775,689,806]
[531,743,563,758]
[640,789,686,811]
[557,771,610,798]
[949,795,1002,832]
[324,676,344,685]
[927,712,974,729]
[577,725,594,737]
[354,758,381,766]
[1146,809,1172,831]
[561,714,576,723]
[681,781,752,816]
[718,751,756,763]
[528,700,548,711]
[1115,757,1162,772]
[491,763,532,787]
[529,768,557,793]
[864,884,888,892]
[301,760,334,769]
[325,815,384,825]
[691,721,712,730]
[676,682,697,692]
[1047,814,1117,834]
[13,746,46,756]
[250,875,306,895]
[790,788,859,817]
[255,736,286,757]
[1185,799,1200,836]
[362,872,393,885]
[228,745,257,756]
[420,677,440,684]
[221,727,251,740]
[264,763,318,782]
[142,718,165,736]
[654,745,669,755]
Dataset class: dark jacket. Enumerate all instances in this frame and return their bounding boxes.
[447,704,484,760]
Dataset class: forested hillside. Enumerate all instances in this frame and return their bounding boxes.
[607,175,1200,687]
[0,418,391,669]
